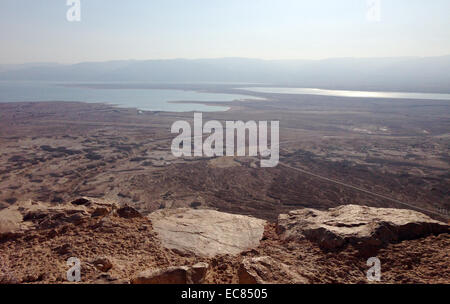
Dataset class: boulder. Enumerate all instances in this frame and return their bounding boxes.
[147,208,266,257]
[277,205,449,250]
[0,204,23,237]
[239,256,309,284]
[131,263,209,284]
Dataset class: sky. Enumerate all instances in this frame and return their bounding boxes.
[0,0,449,64]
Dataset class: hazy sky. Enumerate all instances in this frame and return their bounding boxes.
[1,0,449,64]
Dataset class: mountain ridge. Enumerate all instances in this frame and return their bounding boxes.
[1,56,449,93]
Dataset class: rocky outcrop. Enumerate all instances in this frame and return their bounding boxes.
[147,208,266,257]
[239,256,309,284]
[131,262,209,284]
[1,199,448,284]
[0,198,118,241]
[277,205,449,250]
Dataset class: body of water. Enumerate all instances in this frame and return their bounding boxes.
[3,82,449,113]
[0,81,260,112]
[242,87,450,100]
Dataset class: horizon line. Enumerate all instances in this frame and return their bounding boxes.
[2,54,450,66]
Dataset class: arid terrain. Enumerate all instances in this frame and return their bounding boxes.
[0,197,448,284]
[0,92,448,221]
[0,91,449,283]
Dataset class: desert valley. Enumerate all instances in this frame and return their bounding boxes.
[0,86,448,284]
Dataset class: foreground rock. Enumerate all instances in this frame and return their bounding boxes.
[239,256,309,284]
[277,205,449,250]
[148,208,266,257]
[0,198,118,241]
[131,263,209,284]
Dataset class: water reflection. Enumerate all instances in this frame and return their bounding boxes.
[243,87,450,100]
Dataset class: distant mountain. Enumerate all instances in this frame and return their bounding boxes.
[1,56,449,93]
